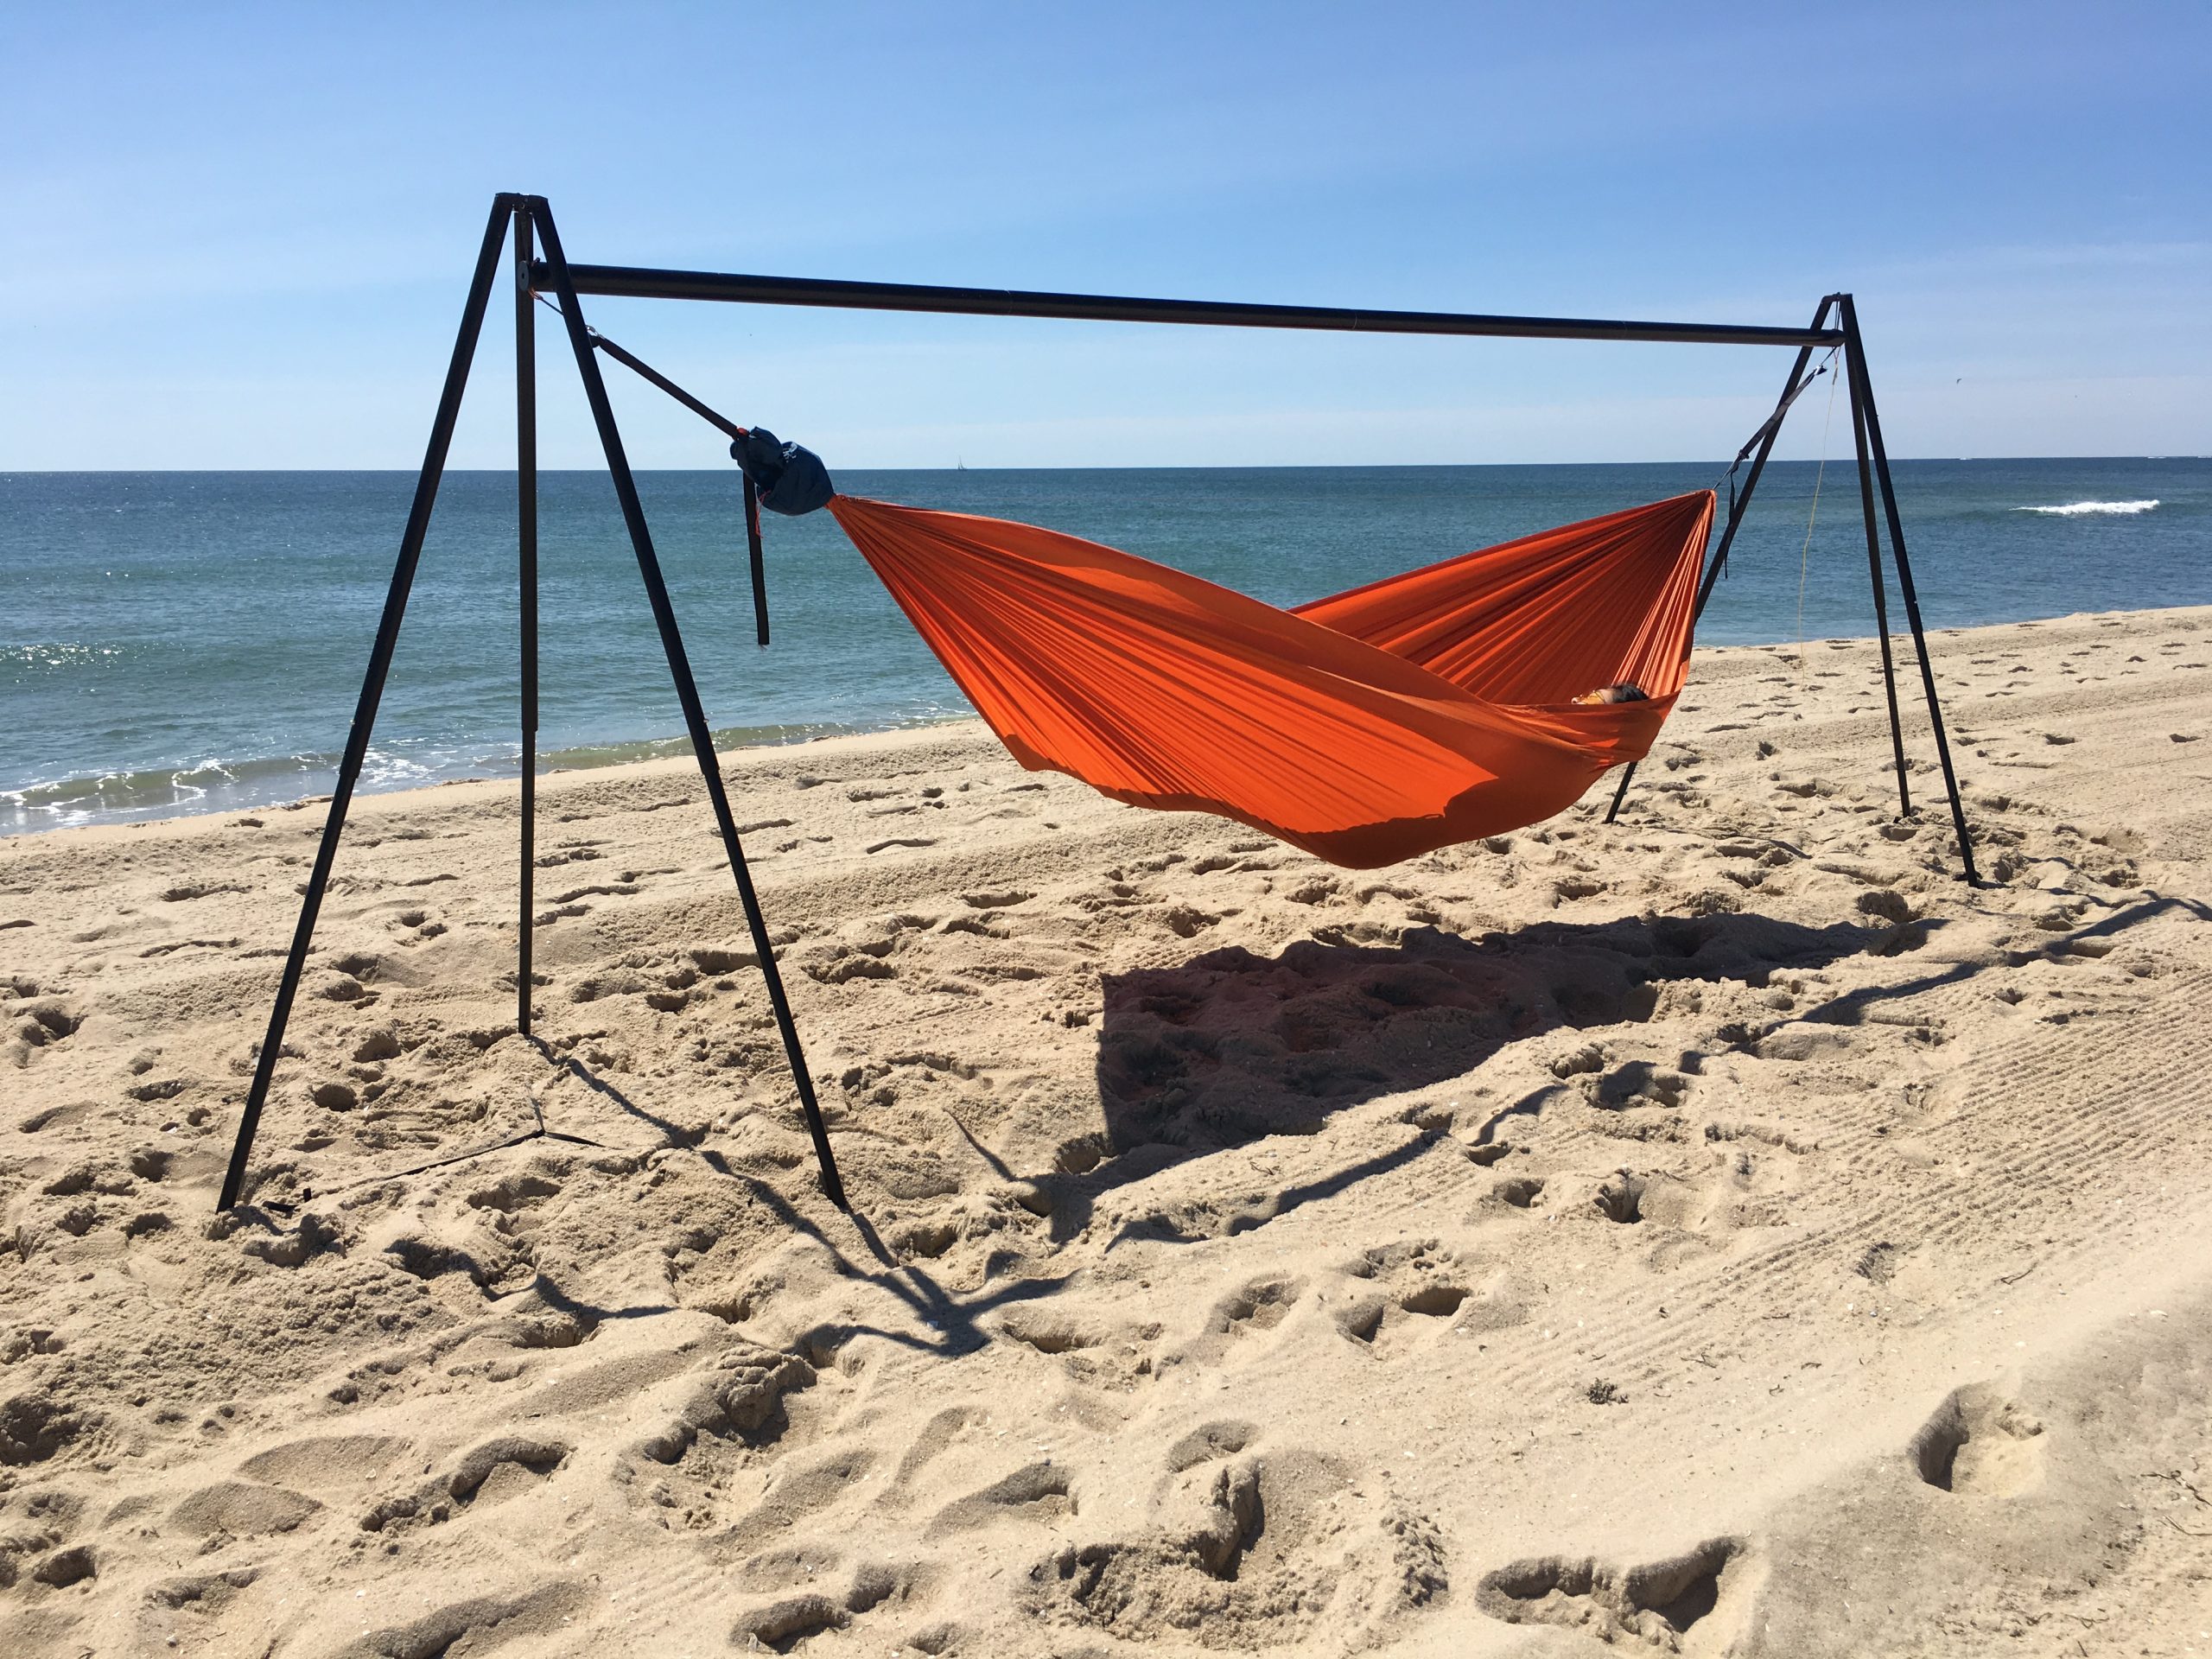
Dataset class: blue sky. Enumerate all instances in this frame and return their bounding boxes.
[8,2,2207,468]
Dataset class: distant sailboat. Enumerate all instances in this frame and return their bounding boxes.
[956,455,967,472]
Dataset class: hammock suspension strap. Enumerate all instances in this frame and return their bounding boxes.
[540,297,773,647]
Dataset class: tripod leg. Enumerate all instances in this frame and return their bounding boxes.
[1602,763,1637,824]
[1840,298,1979,883]
[531,198,849,1209]
[515,204,539,1036]
[1847,346,1913,817]
[219,195,518,1211]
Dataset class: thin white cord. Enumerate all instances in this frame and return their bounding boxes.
[1792,349,1843,673]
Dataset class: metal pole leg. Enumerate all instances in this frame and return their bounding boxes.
[1602,766,1637,825]
[218,194,518,1211]
[515,204,539,1035]
[1844,327,1914,818]
[1840,297,1979,884]
[530,197,849,1210]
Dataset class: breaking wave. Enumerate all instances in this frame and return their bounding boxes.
[2014,499,2160,516]
[0,712,971,834]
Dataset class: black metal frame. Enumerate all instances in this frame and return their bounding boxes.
[216,192,1974,1213]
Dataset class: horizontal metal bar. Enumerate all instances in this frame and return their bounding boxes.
[530,261,1846,347]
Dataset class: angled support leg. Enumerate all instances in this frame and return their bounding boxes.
[515,203,540,1035]
[1601,761,1637,824]
[1839,297,1979,883]
[1845,327,1914,817]
[1605,296,1837,825]
[219,194,518,1211]
[530,197,849,1209]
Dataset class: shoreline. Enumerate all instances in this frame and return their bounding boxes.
[7,602,2205,843]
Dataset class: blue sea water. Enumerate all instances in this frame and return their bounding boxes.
[3,459,2207,833]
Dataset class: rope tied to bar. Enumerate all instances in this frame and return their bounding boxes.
[1709,346,1838,586]
[543,297,832,512]
[1789,346,1847,675]
[549,298,782,645]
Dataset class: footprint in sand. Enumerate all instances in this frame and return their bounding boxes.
[995,1309,1103,1357]
[1337,1241,1471,1346]
[346,1584,590,1659]
[357,1437,571,1533]
[240,1433,411,1493]
[13,1001,81,1063]
[1593,1060,1690,1110]
[806,942,899,984]
[1166,1420,1257,1472]
[890,1216,962,1262]
[926,1461,1076,1537]
[1021,1433,1433,1646]
[1476,1537,1751,1649]
[170,1480,323,1540]
[939,914,1007,940]
[1908,1385,2045,1496]
[535,841,605,866]
[728,1560,936,1653]
[1592,1171,1646,1224]
[1215,1276,1300,1338]
[868,1406,993,1516]
[720,1445,878,1554]
[160,880,250,902]
[466,1172,563,1237]
[1484,1173,1547,1212]
[961,889,1033,910]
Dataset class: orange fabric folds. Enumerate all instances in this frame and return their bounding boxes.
[828,490,1714,868]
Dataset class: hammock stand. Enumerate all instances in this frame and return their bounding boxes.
[217,192,1976,1214]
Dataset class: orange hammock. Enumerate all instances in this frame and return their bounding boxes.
[828,490,1714,868]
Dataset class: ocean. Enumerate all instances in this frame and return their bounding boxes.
[3,458,2207,834]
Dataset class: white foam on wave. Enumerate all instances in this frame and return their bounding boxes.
[2014,499,2160,516]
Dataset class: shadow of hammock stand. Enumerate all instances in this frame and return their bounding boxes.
[215,192,1977,1215]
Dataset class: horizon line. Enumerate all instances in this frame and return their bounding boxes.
[4,454,2204,477]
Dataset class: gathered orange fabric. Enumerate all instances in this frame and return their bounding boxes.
[828,490,1714,868]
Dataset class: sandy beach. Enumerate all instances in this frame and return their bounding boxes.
[3,605,2210,1656]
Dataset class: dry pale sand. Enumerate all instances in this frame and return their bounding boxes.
[5,607,2212,1658]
